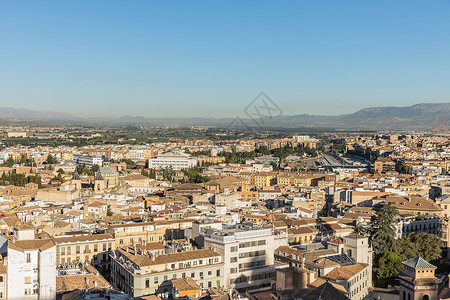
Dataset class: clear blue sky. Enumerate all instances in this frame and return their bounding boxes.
[1,1,450,118]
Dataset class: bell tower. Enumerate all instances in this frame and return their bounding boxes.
[397,256,441,300]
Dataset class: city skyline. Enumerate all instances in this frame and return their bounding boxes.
[1,1,450,117]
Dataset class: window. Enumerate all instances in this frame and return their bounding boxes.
[154,277,159,284]
[230,257,237,263]
[0,276,3,282]
[164,275,168,281]
[145,279,150,288]
[26,253,31,263]
[61,247,65,255]
[230,246,238,252]
[217,269,220,276]
[208,270,212,276]
[119,239,123,245]
[67,247,71,255]
[103,243,107,251]
[76,246,80,254]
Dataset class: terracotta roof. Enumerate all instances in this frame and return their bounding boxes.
[56,273,111,292]
[9,239,55,252]
[53,233,114,244]
[171,278,201,291]
[324,263,369,281]
[119,248,220,267]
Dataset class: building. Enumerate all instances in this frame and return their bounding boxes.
[200,222,288,293]
[53,233,115,266]
[149,152,197,171]
[7,238,57,300]
[111,246,223,297]
[374,158,395,173]
[323,263,370,300]
[106,220,192,247]
[74,154,104,169]
[397,256,441,300]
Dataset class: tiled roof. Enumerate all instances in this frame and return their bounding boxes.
[53,233,114,244]
[9,239,55,252]
[171,278,201,291]
[402,256,436,270]
[119,248,221,267]
[324,263,369,281]
[301,281,349,300]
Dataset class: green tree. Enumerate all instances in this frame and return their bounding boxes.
[375,251,402,287]
[400,232,442,263]
[370,204,400,258]
[106,205,113,216]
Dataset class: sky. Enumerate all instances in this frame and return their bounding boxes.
[1,1,450,118]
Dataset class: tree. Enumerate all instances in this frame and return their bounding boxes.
[375,251,403,287]
[106,205,113,216]
[370,204,400,258]
[44,154,57,164]
[400,232,442,263]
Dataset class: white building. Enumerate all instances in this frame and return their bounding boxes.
[126,149,145,160]
[7,232,56,300]
[199,223,288,293]
[74,154,104,169]
[148,151,197,170]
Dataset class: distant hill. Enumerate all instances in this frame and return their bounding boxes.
[0,107,80,121]
[272,103,450,130]
[0,103,448,130]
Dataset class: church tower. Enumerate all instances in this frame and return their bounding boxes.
[398,256,441,300]
[71,170,82,190]
[94,171,105,194]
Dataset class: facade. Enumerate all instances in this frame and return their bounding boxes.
[74,154,104,169]
[148,152,197,170]
[53,233,115,266]
[111,247,223,297]
[324,263,370,300]
[374,157,396,173]
[106,220,191,247]
[7,239,57,300]
[201,223,288,293]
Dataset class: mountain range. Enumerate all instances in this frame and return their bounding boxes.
[0,103,448,130]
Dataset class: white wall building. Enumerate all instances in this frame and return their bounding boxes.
[74,154,103,169]
[148,151,197,170]
[7,238,56,300]
[201,223,288,293]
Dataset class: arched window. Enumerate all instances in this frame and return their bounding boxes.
[403,291,406,300]
[423,295,430,300]
[408,293,411,300]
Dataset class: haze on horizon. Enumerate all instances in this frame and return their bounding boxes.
[1,1,450,118]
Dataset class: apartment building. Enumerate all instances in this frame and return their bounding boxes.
[53,233,115,266]
[7,239,56,300]
[148,152,197,170]
[73,154,104,169]
[324,263,370,300]
[106,219,192,247]
[111,246,223,297]
[200,222,288,293]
